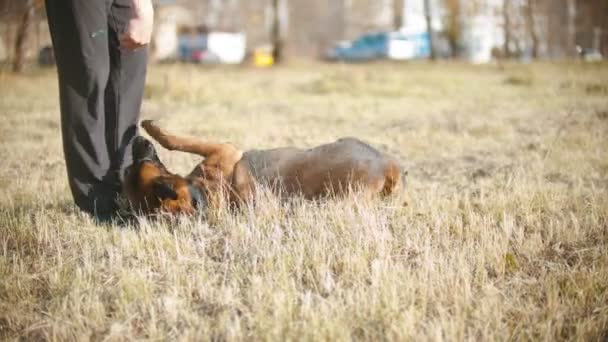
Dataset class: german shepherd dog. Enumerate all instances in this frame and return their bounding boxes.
[123,120,402,215]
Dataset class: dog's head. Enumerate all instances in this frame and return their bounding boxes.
[123,136,206,215]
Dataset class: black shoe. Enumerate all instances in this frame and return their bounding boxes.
[93,210,117,225]
[92,193,139,226]
[93,210,138,227]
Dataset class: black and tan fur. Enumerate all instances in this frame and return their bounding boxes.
[123,120,402,215]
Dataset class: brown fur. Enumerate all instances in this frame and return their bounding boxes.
[138,120,402,214]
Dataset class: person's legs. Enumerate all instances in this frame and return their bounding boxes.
[105,0,148,186]
[46,0,118,216]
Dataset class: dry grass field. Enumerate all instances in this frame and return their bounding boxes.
[1,61,607,340]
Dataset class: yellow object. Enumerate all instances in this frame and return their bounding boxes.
[253,50,274,67]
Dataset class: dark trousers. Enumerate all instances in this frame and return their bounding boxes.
[46,0,148,216]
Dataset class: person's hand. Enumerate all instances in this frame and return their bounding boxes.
[120,0,154,50]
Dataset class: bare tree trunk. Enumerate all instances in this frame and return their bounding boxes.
[271,0,284,63]
[445,0,460,58]
[5,21,13,63]
[566,0,576,57]
[393,0,404,31]
[503,0,512,58]
[328,0,346,42]
[206,0,223,29]
[592,27,601,52]
[13,0,35,73]
[524,0,539,58]
[423,0,435,60]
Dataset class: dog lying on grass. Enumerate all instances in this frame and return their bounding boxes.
[123,120,403,215]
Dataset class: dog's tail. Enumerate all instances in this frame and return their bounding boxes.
[381,161,402,197]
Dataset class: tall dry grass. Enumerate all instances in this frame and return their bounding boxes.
[1,61,607,340]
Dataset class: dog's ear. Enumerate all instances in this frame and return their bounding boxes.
[152,180,178,201]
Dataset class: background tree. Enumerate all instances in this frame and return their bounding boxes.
[502,0,512,58]
[545,0,577,58]
[393,0,404,31]
[444,0,461,58]
[271,0,285,63]
[523,0,538,58]
[423,0,435,60]
[566,0,576,57]
[2,0,605,63]
[328,0,347,42]
[12,0,37,73]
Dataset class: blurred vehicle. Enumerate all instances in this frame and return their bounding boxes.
[178,31,246,64]
[252,45,274,67]
[324,31,431,62]
[577,46,603,62]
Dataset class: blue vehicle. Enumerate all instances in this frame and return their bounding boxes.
[325,31,431,62]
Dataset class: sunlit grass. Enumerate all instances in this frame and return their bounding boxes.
[1,61,607,340]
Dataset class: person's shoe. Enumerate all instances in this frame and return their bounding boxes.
[92,210,117,225]
[93,210,138,227]
[92,194,138,227]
